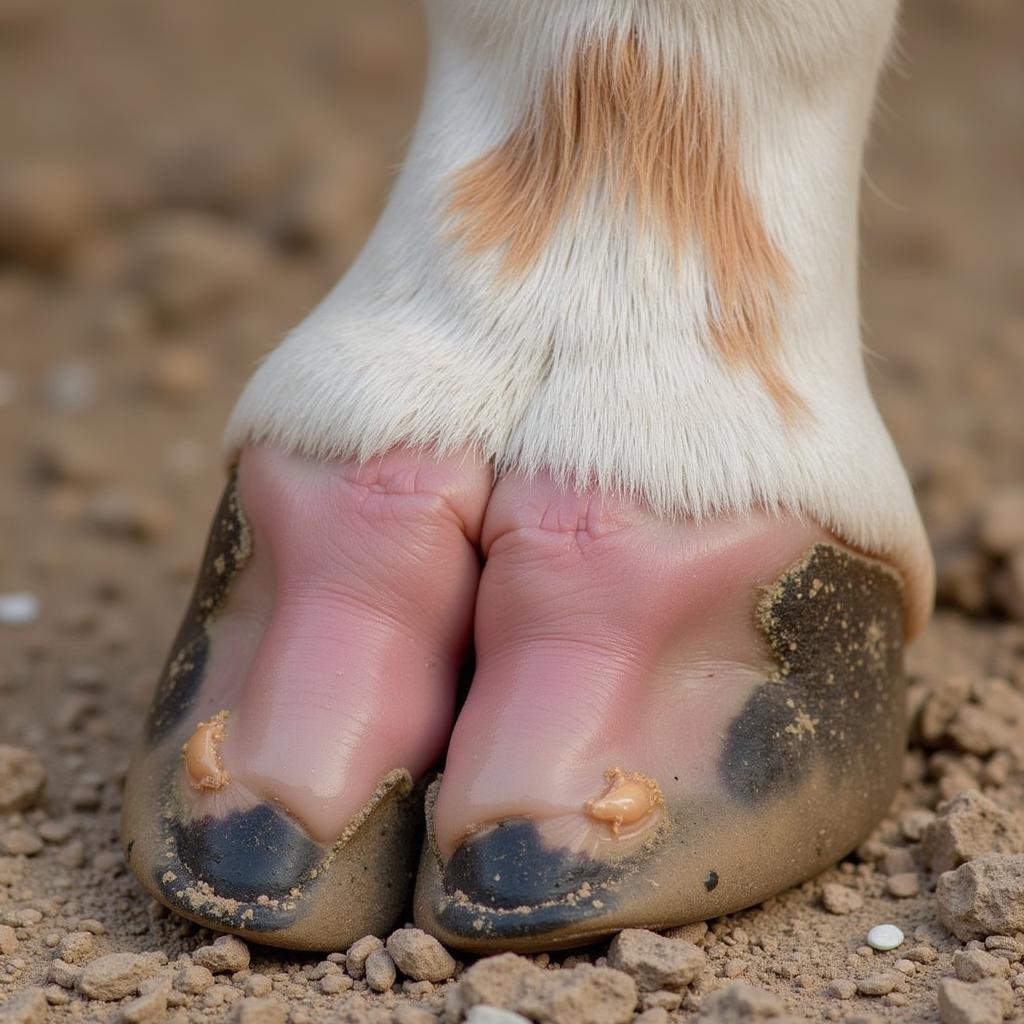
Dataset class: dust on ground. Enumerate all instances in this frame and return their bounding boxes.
[1,1,1023,1022]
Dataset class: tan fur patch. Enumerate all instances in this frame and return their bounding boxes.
[448,32,802,418]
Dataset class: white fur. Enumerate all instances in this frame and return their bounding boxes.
[225,0,933,631]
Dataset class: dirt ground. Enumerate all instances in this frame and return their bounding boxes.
[1,1,1023,1022]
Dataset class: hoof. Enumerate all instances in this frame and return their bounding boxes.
[121,474,429,950]
[415,544,906,951]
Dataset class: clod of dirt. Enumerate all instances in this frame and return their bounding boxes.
[606,928,705,992]
[820,882,863,915]
[0,987,46,1024]
[937,854,1024,939]
[458,953,637,1024]
[953,949,1010,981]
[56,931,94,965]
[887,872,920,898]
[0,746,46,813]
[75,952,165,1001]
[345,935,384,979]
[228,997,288,1024]
[937,977,1013,1024]
[923,791,1024,873]
[191,934,251,973]
[120,976,170,1024]
[364,948,397,993]
[173,964,214,994]
[857,973,901,997]
[386,927,457,983]
[695,982,790,1021]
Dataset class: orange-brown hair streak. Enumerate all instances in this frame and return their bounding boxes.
[447,31,803,418]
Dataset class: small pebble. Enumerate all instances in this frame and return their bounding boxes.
[0,593,40,626]
[866,924,904,951]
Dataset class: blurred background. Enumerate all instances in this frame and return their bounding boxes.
[0,0,1022,999]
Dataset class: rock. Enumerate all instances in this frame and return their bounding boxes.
[0,745,46,811]
[119,977,170,1023]
[954,949,1010,981]
[243,975,274,998]
[887,872,921,898]
[77,952,164,1001]
[906,945,939,964]
[0,988,47,1024]
[696,982,787,1020]
[664,921,708,944]
[465,1009,531,1024]
[641,991,683,1011]
[173,965,214,994]
[459,954,637,1024]
[386,927,457,982]
[606,929,705,992]
[365,948,397,993]
[824,979,857,999]
[937,855,1024,939]
[882,846,916,876]
[0,162,95,265]
[127,214,269,324]
[946,705,1017,757]
[924,792,1024,874]
[345,935,384,979]
[318,973,352,995]
[857,973,901,996]
[58,931,95,964]
[820,883,863,915]
[0,924,18,954]
[48,960,81,989]
[919,676,972,745]
[937,977,1013,1024]
[978,488,1024,557]
[0,828,43,856]
[517,965,637,1024]
[900,808,936,842]
[191,934,250,973]
[228,998,287,1024]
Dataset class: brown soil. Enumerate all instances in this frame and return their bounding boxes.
[1,1,1023,1022]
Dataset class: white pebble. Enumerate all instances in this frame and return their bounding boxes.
[866,924,905,951]
[0,592,40,626]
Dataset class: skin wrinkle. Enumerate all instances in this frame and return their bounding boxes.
[447,30,803,418]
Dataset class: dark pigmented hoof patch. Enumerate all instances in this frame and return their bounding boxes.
[171,804,321,905]
[720,543,905,805]
[146,475,251,741]
[433,819,619,940]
